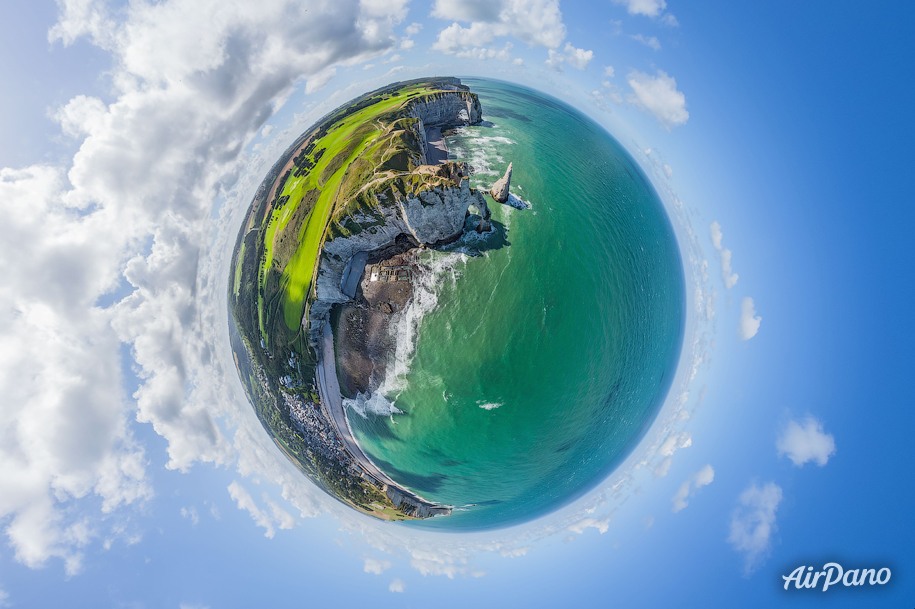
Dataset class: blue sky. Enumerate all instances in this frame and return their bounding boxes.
[1,1,914,607]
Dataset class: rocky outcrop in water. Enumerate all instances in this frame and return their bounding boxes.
[490,162,513,203]
[476,194,492,232]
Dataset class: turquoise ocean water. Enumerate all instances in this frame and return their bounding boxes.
[348,79,684,530]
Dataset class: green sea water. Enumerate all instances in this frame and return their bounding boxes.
[347,79,684,530]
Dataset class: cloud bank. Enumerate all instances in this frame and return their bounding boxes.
[0,0,409,571]
[0,0,712,583]
[431,0,591,69]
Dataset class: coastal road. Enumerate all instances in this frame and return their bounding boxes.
[316,321,404,490]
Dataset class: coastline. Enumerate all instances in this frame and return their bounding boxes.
[318,320,450,517]
[314,120,461,518]
[232,77,486,521]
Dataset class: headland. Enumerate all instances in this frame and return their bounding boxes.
[229,77,518,520]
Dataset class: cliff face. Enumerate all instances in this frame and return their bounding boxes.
[309,179,486,343]
[307,88,485,345]
[405,91,481,165]
[406,91,482,128]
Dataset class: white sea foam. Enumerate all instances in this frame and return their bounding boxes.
[448,129,515,179]
[477,401,502,411]
[346,251,467,416]
[382,252,465,394]
[474,135,514,146]
[504,193,532,210]
[345,392,404,418]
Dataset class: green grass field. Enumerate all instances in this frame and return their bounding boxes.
[255,83,450,344]
[232,239,246,298]
[228,77,477,522]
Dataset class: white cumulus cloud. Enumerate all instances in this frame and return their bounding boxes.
[728,482,782,573]
[631,33,661,50]
[566,516,610,535]
[672,464,715,512]
[627,70,689,128]
[180,506,200,526]
[777,417,836,467]
[545,42,594,71]
[388,578,406,593]
[0,167,152,574]
[364,557,392,575]
[227,481,295,539]
[740,297,762,340]
[0,0,411,571]
[612,0,666,17]
[0,0,718,583]
[651,430,692,476]
[432,0,586,65]
[709,221,739,289]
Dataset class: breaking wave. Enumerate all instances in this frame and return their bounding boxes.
[346,392,403,418]
[345,251,467,417]
[504,193,532,210]
[449,130,515,179]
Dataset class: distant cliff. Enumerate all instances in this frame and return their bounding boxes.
[406,90,482,164]
[307,88,487,345]
[409,89,481,125]
[309,168,486,343]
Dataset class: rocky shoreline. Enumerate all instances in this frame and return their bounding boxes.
[334,249,419,398]
[308,81,522,518]
[324,106,523,406]
[306,85,489,518]
[307,87,489,349]
[230,77,516,521]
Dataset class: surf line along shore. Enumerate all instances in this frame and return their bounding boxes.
[314,123,471,518]
[315,319,448,516]
[308,81,520,519]
[315,101,488,518]
[317,127,510,517]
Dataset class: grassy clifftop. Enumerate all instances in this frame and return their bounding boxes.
[234,78,478,356]
[227,77,478,520]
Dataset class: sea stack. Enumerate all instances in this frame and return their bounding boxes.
[490,162,512,203]
[477,198,492,232]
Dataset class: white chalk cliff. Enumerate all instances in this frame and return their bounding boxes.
[307,90,486,344]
